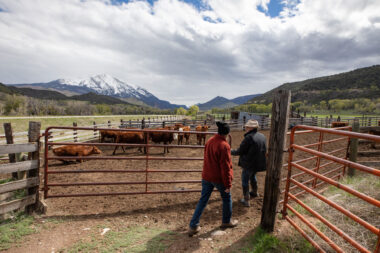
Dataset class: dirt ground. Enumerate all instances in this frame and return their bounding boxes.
[4,129,357,252]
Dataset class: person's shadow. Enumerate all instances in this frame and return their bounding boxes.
[143,200,249,252]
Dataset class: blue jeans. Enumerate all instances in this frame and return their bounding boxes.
[241,169,257,188]
[189,179,232,228]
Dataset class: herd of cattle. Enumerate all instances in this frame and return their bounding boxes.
[51,120,380,163]
[52,123,210,162]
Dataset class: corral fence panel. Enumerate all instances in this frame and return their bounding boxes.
[43,126,230,199]
[0,122,41,216]
[281,125,380,252]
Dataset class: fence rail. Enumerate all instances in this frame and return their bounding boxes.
[43,126,222,199]
[1,115,379,146]
[0,122,41,216]
[282,125,380,253]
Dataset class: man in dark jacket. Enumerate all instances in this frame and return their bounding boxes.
[231,120,266,207]
[188,122,238,236]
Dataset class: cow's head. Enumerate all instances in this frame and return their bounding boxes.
[92,146,102,154]
[202,125,209,131]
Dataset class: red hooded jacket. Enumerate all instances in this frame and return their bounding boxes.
[202,134,233,188]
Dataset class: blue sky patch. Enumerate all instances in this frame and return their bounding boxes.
[257,0,285,18]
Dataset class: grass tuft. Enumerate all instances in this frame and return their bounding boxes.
[240,227,315,253]
[0,212,36,250]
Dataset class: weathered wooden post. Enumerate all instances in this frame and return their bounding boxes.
[93,121,97,140]
[260,90,291,232]
[348,119,360,177]
[120,119,124,127]
[3,123,18,179]
[162,121,166,128]
[108,120,111,128]
[142,118,145,129]
[73,122,78,142]
[26,121,41,213]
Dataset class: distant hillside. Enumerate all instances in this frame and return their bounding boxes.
[198,96,237,111]
[71,92,132,105]
[230,94,262,104]
[249,65,380,104]
[0,83,132,105]
[198,94,262,111]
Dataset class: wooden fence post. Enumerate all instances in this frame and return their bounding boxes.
[26,121,41,213]
[93,121,97,139]
[3,123,17,179]
[142,118,145,129]
[73,122,78,142]
[162,121,166,128]
[348,119,360,177]
[108,120,111,128]
[260,90,291,232]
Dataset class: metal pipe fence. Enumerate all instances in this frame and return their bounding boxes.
[43,126,226,199]
[281,125,380,253]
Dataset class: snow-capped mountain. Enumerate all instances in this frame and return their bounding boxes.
[9,74,186,109]
[57,74,152,99]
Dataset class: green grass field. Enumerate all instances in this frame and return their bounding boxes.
[0,115,178,134]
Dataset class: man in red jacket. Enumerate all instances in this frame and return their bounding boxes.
[188,122,238,236]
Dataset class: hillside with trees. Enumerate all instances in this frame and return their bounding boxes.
[249,65,380,105]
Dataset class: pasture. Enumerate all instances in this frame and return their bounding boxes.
[0,115,176,134]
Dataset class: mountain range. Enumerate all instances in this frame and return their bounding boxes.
[248,65,380,104]
[197,94,262,111]
[8,74,186,109]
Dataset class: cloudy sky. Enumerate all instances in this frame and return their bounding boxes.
[0,0,380,106]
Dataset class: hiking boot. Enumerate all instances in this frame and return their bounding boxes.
[241,186,250,207]
[188,226,201,237]
[250,181,258,198]
[220,220,238,229]
[240,198,250,207]
[249,191,259,198]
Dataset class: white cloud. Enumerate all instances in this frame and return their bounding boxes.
[0,0,379,106]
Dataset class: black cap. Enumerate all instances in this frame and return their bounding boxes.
[216,121,230,135]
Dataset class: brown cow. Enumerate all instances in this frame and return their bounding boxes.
[195,125,209,145]
[149,126,174,154]
[174,124,191,145]
[100,130,119,143]
[53,145,102,163]
[331,122,348,128]
[179,126,191,145]
[113,130,146,155]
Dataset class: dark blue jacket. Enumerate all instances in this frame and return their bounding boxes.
[231,129,267,172]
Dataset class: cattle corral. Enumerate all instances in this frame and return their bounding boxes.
[43,127,348,215]
[2,114,380,252]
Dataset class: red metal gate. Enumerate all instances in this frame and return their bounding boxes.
[43,126,223,199]
[282,125,380,252]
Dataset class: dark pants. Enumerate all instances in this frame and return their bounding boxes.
[241,169,257,189]
[189,179,232,228]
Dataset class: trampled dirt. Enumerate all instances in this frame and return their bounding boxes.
[5,129,354,252]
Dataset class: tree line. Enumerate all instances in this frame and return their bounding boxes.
[205,98,380,115]
[0,93,173,116]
